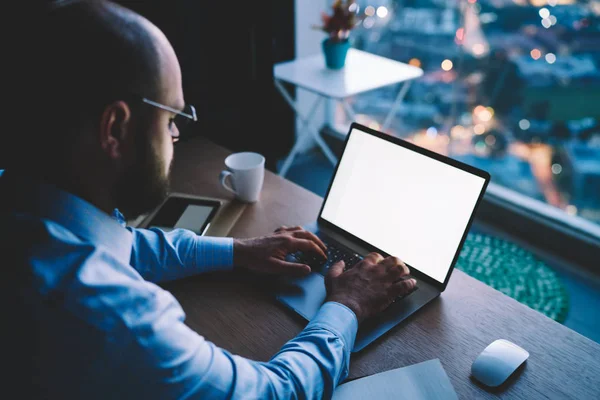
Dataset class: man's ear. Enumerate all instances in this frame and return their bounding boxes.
[99,100,133,160]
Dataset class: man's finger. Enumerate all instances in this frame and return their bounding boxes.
[380,256,410,277]
[363,252,384,264]
[327,260,345,280]
[292,230,327,254]
[276,225,303,233]
[390,278,417,298]
[289,238,328,260]
[270,259,311,276]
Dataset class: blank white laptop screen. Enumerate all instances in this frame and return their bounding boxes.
[321,128,486,283]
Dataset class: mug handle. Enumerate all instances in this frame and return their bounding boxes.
[219,170,236,194]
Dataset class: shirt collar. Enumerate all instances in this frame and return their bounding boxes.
[1,171,133,264]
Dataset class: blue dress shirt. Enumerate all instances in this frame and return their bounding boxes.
[1,172,358,399]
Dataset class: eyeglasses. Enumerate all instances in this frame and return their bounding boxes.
[141,98,197,142]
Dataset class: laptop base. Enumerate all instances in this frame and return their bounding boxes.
[275,223,440,352]
[276,271,439,352]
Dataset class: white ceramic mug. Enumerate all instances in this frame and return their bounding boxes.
[219,152,265,203]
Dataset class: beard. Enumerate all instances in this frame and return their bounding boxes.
[114,132,172,220]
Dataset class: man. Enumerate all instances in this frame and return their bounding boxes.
[2,1,416,398]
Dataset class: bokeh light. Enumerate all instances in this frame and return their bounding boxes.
[551,164,563,174]
[426,127,438,138]
[408,58,422,68]
[473,44,486,56]
[542,18,552,28]
[451,125,468,139]
[441,59,453,71]
[566,205,578,215]
[376,6,388,18]
[519,119,531,130]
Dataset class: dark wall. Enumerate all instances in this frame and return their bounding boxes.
[118,0,296,171]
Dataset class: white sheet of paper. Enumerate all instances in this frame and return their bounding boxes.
[332,359,457,400]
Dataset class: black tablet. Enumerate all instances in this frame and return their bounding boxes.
[145,195,221,236]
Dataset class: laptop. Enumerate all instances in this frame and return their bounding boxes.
[275,122,490,352]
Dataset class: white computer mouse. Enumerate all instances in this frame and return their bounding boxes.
[471,339,529,387]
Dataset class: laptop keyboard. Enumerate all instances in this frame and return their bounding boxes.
[288,240,363,274]
[288,239,419,301]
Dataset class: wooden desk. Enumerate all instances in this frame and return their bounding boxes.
[165,136,600,399]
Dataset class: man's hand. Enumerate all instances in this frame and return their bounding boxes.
[325,253,416,323]
[233,226,327,276]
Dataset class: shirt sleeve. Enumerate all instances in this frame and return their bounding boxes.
[127,226,234,283]
[125,296,358,400]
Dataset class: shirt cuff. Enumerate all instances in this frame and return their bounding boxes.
[307,301,359,355]
[195,236,234,273]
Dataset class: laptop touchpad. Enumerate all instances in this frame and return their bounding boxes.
[276,274,327,321]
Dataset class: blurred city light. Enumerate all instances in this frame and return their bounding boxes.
[551,164,563,174]
[474,124,486,135]
[519,119,531,130]
[441,59,453,71]
[409,58,422,68]
[365,5,375,17]
[478,108,493,122]
[542,18,552,28]
[474,105,487,115]
[376,6,388,18]
[530,49,542,60]
[474,105,494,122]
[473,44,486,56]
[426,127,438,137]
[475,141,488,155]
[530,0,547,6]
[485,135,497,146]
[451,125,469,139]
[545,53,557,64]
[539,8,550,19]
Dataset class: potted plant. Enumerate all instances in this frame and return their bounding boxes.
[313,0,361,69]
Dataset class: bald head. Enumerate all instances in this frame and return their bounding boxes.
[7,0,174,168]
[43,0,161,100]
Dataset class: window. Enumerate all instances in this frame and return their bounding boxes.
[333,0,600,231]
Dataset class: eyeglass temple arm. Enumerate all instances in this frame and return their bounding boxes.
[142,98,197,121]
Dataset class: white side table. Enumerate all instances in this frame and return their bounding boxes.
[274,48,423,177]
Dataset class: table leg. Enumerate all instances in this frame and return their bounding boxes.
[341,100,357,122]
[382,80,412,131]
[274,79,338,176]
[311,127,337,166]
[278,119,319,177]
